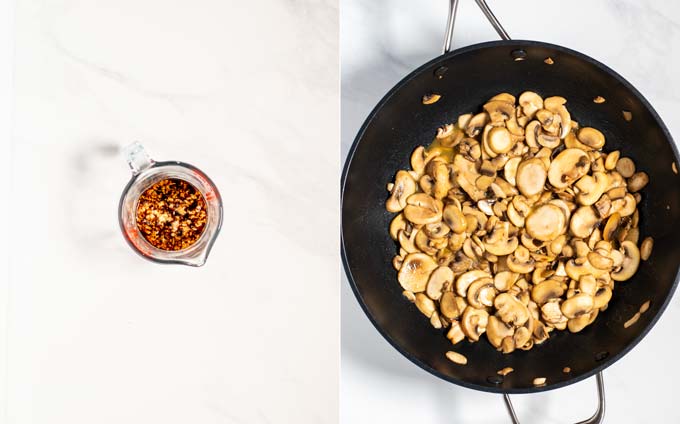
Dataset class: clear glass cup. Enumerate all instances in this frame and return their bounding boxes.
[118,142,223,266]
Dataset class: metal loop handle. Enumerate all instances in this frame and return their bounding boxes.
[503,372,606,424]
[443,0,511,54]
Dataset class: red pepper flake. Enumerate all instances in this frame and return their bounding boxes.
[135,178,207,251]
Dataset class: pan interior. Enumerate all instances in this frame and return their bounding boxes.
[341,41,680,393]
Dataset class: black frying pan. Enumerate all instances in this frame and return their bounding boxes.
[341,1,680,421]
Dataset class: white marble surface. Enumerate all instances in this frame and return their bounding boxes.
[6,1,338,423]
[341,0,680,423]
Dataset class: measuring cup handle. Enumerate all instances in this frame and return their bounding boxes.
[123,142,155,175]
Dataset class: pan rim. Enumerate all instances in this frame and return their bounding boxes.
[341,39,680,394]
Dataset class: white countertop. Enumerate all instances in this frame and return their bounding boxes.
[5,0,338,423]
[341,0,680,423]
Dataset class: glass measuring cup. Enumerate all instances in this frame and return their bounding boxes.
[118,142,223,266]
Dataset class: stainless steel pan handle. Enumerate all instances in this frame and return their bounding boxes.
[443,2,606,423]
[443,0,510,54]
[504,372,605,424]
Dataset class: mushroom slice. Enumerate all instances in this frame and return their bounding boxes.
[398,229,419,254]
[577,127,605,149]
[466,112,490,137]
[611,240,641,281]
[611,193,636,217]
[494,271,519,291]
[424,221,450,239]
[453,154,485,201]
[486,315,515,349]
[440,292,461,320]
[537,131,561,148]
[525,120,540,148]
[504,157,521,187]
[447,320,466,344]
[531,279,566,305]
[519,91,543,117]
[541,300,567,326]
[602,212,621,241]
[604,151,620,170]
[428,159,452,200]
[458,113,473,129]
[398,253,438,293]
[575,172,608,206]
[567,312,594,333]
[507,245,535,274]
[627,171,649,193]
[484,221,519,256]
[403,193,443,225]
[489,92,516,104]
[455,270,491,297]
[415,293,437,318]
[389,213,407,240]
[525,204,566,242]
[593,286,613,309]
[565,257,607,280]
[548,148,591,189]
[516,158,548,197]
[484,101,515,123]
[544,97,571,139]
[570,206,600,238]
[494,293,530,326]
[616,157,636,178]
[386,171,417,212]
[594,194,612,218]
[587,251,614,270]
[561,293,594,319]
[641,237,653,261]
[487,127,514,154]
[426,267,454,300]
[442,203,467,234]
[461,307,489,342]
[513,326,533,349]
[467,277,497,309]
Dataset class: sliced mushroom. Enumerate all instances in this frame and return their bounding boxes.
[483,221,519,256]
[525,204,567,242]
[440,291,461,319]
[466,112,489,137]
[494,293,530,326]
[455,270,491,297]
[461,307,489,342]
[610,193,636,217]
[404,193,443,225]
[548,148,590,189]
[503,157,521,187]
[570,206,600,238]
[593,286,613,309]
[604,151,620,170]
[447,320,466,344]
[424,221,450,239]
[415,293,436,318]
[467,277,497,308]
[544,96,571,139]
[386,171,417,212]
[389,213,407,240]
[519,92,543,117]
[627,172,649,193]
[541,300,568,327]
[531,279,566,305]
[442,203,467,234]
[587,251,614,270]
[611,241,640,281]
[484,100,515,123]
[494,271,519,291]
[616,157,636,178]
[398,253,438,292]
[516,158,548,197]
[577,127,605,149]
[525,120,540,148]
[561,293,594,319]
[426,267,454,300]
[507,245,535,274]
[640,237,653,261]
[487,126,514,154]
[575,172,608,206]
[486,315,515,349]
